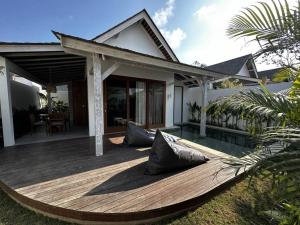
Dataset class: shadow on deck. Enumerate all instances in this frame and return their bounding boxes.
[0,135,242,224]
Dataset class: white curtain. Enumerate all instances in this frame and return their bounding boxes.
[135,81,146,125]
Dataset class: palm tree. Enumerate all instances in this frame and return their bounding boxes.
[227,0,300,70]
[224,2,300,221]
[209,83,300,223]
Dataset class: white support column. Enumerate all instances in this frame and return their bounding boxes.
[0,56,15,146]
[87,56,95,137]
[92,53,103,156]
[200,78,208,137]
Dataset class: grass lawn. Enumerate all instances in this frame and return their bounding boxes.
[0,177,270,225]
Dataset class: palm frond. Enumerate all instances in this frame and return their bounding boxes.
[209,87,300,127]
[227,0,300,58]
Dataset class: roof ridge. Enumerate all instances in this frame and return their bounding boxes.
[207,54,252,67]
[91,9,146,41]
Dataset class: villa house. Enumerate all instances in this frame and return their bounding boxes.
[257,67,285,82]
[0,8,292,225]
[0,9,228,155]
[206,54,258,79]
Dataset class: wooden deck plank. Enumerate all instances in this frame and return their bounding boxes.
[0,136,242,224]
[98,161,224,212]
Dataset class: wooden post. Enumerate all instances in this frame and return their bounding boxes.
[92,53,103,156]
[86,56,95,137]
[200,78,208,137]
[0,56,15,146]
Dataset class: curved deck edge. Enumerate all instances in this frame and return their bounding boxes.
[0,173,245,225]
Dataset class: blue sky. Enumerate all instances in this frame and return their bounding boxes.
[1,0,292,70]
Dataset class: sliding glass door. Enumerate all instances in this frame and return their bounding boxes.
[129,80,146,126]
[104,76,165,133]
[105,77,127,132]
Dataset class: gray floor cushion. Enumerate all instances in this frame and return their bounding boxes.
[123,122,155,146]
[145,130,209,175]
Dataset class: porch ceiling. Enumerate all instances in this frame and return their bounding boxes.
[1,49,86,85]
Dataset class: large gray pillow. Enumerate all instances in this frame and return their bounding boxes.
[145,130,209,175]
[123,122,155,146]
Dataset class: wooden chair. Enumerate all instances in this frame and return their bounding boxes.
[29,113,45,135]
[48,112,65,134]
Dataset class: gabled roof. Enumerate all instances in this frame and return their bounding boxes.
[91,9,179,62]
[257,68,282,80]
[206,54,253,75]
[53,31,227,79]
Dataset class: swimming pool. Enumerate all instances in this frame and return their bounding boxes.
[165,125,256,158]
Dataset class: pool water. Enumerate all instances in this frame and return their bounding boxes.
[165,125,256,158]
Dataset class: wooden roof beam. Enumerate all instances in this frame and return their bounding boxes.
[54,31,226,79]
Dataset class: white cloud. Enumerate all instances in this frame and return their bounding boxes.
[161,28,187,49]
[153,0,187,50]
[194,4,216,20]
[153,0,175,28]
[180,0,298,71]
[180,0,270,70]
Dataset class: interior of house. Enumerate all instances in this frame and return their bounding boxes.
[2,51,90,145]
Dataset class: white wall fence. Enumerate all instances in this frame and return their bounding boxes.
[181,82,292,124]
[0,79,40,119]
[10,80,40,111]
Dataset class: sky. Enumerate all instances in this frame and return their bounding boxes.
[0,0,296,71]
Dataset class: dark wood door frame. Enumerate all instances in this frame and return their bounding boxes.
[174,86,183,125]
[72,80,88,126]
[104,75,166,133]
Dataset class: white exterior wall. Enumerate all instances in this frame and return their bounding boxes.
[182,85,204,123]
[10,80,40,111]
[237,64,251,77]
[51,85,69,105]
[102,23,165,59]
[180,81,292,123]
[207,82,292,102]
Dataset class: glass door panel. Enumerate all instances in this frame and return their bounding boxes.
[148,81,165,128]
[106,77,127,131]
[129,81,146,126]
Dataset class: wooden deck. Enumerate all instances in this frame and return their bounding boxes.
[0,135,241,224]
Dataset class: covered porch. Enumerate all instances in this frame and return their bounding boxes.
[0,32,226,154]
[0,44,90,146]
[51,31,226,156]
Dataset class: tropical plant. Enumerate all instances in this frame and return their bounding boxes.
[38,92,48,108]
[193,61,207,68]
[187,101,201,122]
[51,99,68,112]
[225,1,300,221]
[227,0,300,70]
[208,82,300,223]
[217,79,243,89]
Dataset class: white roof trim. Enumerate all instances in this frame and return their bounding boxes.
[210,75,261,84]
[92,10,178,62]
[0,44,63,53]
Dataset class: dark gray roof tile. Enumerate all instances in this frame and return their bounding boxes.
[206,54,252,75]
